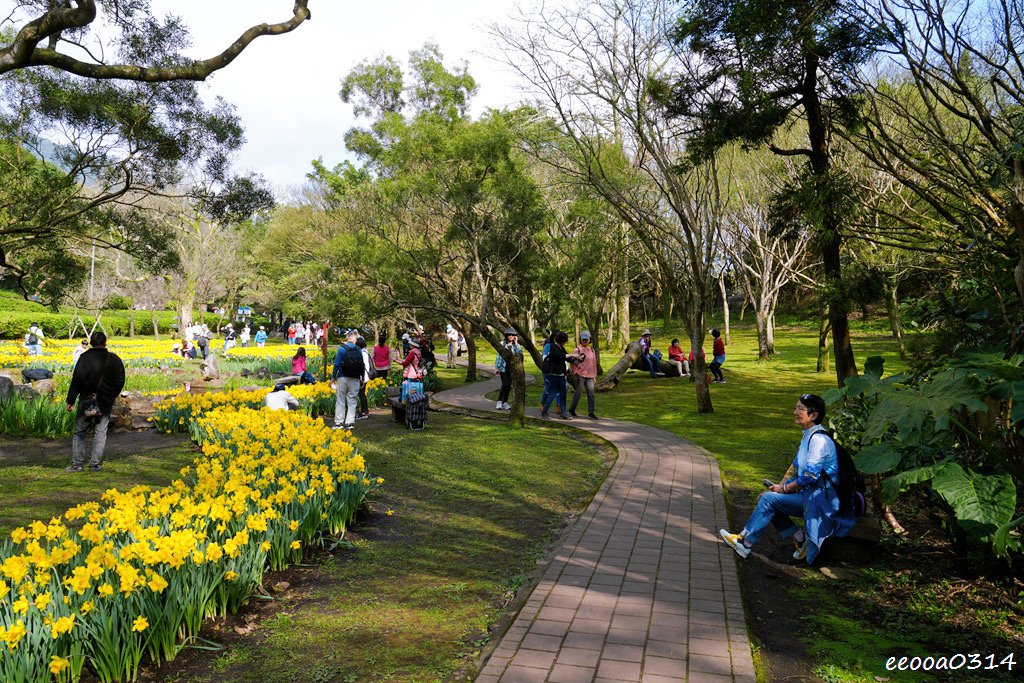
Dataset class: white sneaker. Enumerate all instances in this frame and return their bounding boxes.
[502,402,511,410]
[496,401,504,410]
[719,529,751,558]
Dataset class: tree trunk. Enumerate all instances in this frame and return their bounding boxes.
[605,304,615,349]
[687,307,713,413]
[512,320,544,370]
[756,308,771,361]
[886,279,906,360]
[508,352,526,427]
[823,234,858,384]
[739,295,748,322]
[151,313,160,341]
[595,342,643,392]
[462,320,477,383]
[766,308,776,355]
[617,285,630,348]
[718,272,730,345]
[817,312,831,374]
[661,286,673,334]
[129,307,135,338]
[179,300,193,330]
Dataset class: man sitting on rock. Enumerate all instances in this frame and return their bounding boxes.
[65,332,126,472]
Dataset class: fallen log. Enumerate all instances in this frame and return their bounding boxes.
[595,342,643,392]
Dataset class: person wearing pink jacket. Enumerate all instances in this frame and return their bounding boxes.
[568,331,599,420]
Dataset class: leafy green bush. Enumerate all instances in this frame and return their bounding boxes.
[0,394,75,438]
[825,355,1023,559]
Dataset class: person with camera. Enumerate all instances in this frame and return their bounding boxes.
[541,331,572,419]
[64,332,126,472]
[719,393,838,562]
[568,331,598,419]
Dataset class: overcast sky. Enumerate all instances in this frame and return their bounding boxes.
[153,1,540,196]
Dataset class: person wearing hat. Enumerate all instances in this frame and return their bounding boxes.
[445,324,460,369]
[720,393,845,564]
[265,383,299,411]
[401,332,412,357]
[332,329,363,430]
[401,337,422,380]
[254,326,268,348]
[638,329,663,378]
[568,331,598,419]
[541,331,572,419]
[494,327,523,410]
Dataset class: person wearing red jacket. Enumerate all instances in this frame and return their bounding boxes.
[666,338,691,378]
[710,328,726,383]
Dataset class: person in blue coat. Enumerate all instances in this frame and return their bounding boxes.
[720,393,851,564]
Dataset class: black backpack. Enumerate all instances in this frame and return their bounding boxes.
[340,345,364,378]
[813,430,867,517]
[27,333,38,345]
[420,342,435,366]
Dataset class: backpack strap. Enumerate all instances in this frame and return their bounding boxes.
[809,430,839,491]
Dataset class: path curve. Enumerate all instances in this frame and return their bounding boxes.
[432,369,755,683]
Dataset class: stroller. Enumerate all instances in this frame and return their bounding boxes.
[400,379,428,431]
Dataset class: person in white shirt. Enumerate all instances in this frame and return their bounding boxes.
[24,324,45,355]
[71,339,88,366]
[445,324,459,368]
[265,383,299,411]
[240,325,251,347]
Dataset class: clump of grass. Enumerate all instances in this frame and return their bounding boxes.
[0,394,75,438]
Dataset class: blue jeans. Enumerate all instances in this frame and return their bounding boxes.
[644,354,660,378]
[541,373,552,406]
[741,490,809,545]
[542,374,567,414]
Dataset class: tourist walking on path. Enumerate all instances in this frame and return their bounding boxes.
[540,330,556,411]
[372,334,392,379]
[720,393,854,563]
[445,324,459,368]
[568,331,598,419]
[240,324,251,348]
[64,332,126,472]
[292,347,316,384]
[333,330,363,430]
[639,329,662,378]
[666,338,691,377]
[288,324,297,345]
[196,325,212,360]
[710,328,727,383]
[356,336,372,420]
[255,326,268,348]
[24,323,44,355]
[494,327,522,410]
[223,324,237,355]
[541,331,571,419]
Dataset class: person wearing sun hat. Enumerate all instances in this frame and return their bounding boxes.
[568,331,598,419]
[638,329,662,378]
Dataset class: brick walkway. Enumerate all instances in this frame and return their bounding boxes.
[432,371,755,682]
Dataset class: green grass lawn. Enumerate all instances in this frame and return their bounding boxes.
[177,412,611,683]
[0,441,196,536]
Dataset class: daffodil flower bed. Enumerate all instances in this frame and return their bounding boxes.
[0,407,378,683]
[150,383,338,435]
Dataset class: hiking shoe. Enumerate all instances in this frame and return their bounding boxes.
[501,402,511,410]
[541,411,549,418]
[792,541,808,561]
[719,529,751,558]
[568,410,578,418]
[64,465,83,473]
[355,413,369,420]
[587,413,598,420]
[496,401,503,410]
[559,413,572,420]
[89,464,102,471]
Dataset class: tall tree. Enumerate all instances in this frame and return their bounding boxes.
[666,0,880,385]
[495,0,725,413]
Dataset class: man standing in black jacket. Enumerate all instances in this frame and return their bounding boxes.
[65,332,126,472]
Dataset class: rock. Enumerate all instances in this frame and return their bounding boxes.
[21,368,53,382]
[201,354,220,380]
[110,398,133,432]
[0,369,21,384]
[272,581,290,593]
[32,379,57,397]
[254,366,270,379]
[240,368,252,377]
[13,384,38,401]
[270,371,287,379]
[275,375,301,386]
[819,566,861,581]
[0,376,12,400]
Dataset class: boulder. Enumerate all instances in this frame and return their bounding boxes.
[0,376,12,400]
[32,379,57,397]
[21,367,53,382]
[13,384,38,401]
[240,368,252,377]
[254,366,271,379]
[110,398,133,432]
[201,354,220,380]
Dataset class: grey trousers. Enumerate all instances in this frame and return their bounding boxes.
[72,412,110,468]
[570,375,596,415]
[334,377,361,427]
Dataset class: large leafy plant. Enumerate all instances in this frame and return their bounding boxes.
[825,355,1023,558]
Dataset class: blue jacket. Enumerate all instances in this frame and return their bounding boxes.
[333,342,357,379]
[789,428,858,564]
[495,342,522,372]
[254,330,267,343]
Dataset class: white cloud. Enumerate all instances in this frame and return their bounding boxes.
[152,1,542,193]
